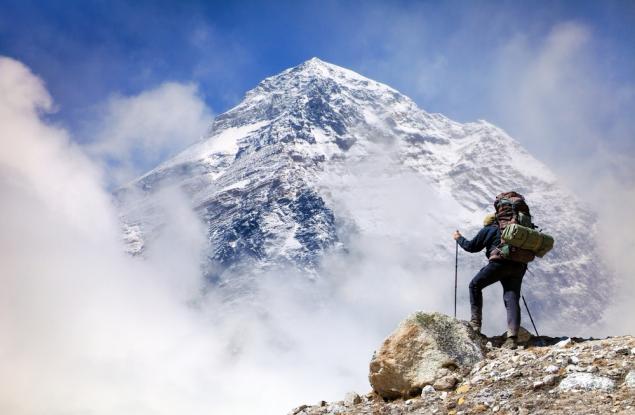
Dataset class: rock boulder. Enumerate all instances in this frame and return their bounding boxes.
[368,312,484,399]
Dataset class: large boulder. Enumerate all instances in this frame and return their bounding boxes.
[369,312,484,399]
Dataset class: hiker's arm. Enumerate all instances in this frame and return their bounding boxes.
[457,228,488,253]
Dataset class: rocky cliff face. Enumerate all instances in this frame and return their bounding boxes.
[116,58,611,327]
[290,312,635,415]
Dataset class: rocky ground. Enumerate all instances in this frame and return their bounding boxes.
[289,314,635,415]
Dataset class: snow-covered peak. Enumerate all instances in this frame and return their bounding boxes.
[274,57,393,87]
[287,57,393,88]
[240,57,406,112]
[294,56,338,73]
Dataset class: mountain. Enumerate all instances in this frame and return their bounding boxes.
[115,58,611,328]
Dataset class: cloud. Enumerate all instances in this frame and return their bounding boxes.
[87,82,214,185]
[0,57,115,238]
[484,22,635,334]
[0,55,205,414]
[490,22,635,165]
[0,55,459,415]
[581,175,635,335]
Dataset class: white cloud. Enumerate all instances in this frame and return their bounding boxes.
[485,22,635,334]
[0,55,209,414]
[0,55,456,415]
[87,82,213,184]
[0,57,115,238]
[490,22,628,162]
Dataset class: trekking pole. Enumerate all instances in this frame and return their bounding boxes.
[522,295,540,337]
[454,238,458,319]
[522,267,540,337]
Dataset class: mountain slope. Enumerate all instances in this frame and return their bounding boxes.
[115,58,611,329]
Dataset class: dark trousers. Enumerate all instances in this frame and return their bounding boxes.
[469,260,527,336]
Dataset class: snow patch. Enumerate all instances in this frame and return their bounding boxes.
[558,372,615,392]
[168,120,270,166]
[220,179,250,192]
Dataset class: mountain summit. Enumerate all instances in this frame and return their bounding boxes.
[116,58,610,329]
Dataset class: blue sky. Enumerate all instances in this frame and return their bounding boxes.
[1,0,634,181]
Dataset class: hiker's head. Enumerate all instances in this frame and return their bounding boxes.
[483,213,496,226]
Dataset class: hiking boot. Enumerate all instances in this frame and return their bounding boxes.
[469,319,481,334]
[502,336,518,350]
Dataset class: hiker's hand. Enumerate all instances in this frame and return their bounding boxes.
[452,230,461,241]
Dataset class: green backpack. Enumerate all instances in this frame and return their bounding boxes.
[490,191,555,263]
[501,223,554,258]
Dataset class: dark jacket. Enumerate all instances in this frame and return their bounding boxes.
[458,224,501,259]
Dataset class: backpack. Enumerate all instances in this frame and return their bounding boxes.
[489,191,554,263]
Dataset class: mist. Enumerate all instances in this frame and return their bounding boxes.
[85,81,214,186]
[0,56,480,415]
[489,22,635,335]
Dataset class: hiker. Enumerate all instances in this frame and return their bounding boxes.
[452,213,527,349]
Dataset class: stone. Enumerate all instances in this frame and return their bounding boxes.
[545,365,560,374]
[543,374,560,386]
[555,338,572,348]
[325,403,346,414]
[516,326,533,344]
[344,392,362,405]
[614,347,630,355]
[568,356,580,365]
[474,403,488,412]
[470,374,485,384]
[558,372,616,392]
[421,385,436,395]
[433,375,459,391]
[533,375,559,390]
[437,368,450,377]
[369,312,484,399]
[625,370,635,389]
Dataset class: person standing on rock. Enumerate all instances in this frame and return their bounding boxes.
[452,213,527,349]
